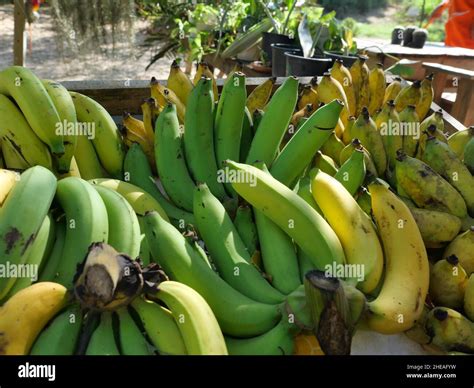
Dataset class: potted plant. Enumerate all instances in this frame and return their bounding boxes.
[322,17,359,67]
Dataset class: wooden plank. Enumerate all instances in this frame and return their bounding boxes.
[423,62,474,80]
[13,0,25,66]
[432,71,448,103]
[450,78,474,126]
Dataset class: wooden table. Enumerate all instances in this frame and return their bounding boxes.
[357,38,474,80]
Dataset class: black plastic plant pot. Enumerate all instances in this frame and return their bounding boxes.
[391,26,405,44]
[324,51,358,68]
[271,43,302,77]
[262,32,296,64]
[284,52,332,77]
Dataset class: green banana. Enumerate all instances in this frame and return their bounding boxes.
[376,100,401,179]
[0,94,53,170]
[240,107,253,162]
[2,213,55,301]
[296,176,322,214]
[416,110,446,159]
[131,296,187,355]
[340,139,378,178]
[54,177,109,288]
[0,66,63,154]
[270,100,343,187]
[429,255,468,310]
[254,208,301,295]
[425,307,474,353]
[422,136,474,216]
[143,211,281,337]
[214,72,247,195]
[464,275,474,321]
[30,304,83,355]
[464,136,474,175]
[183,77,227,200]
[155,103,196,211]
[395,151,468,219]
[334,147,366,196]
[444,227,474,275]
[116,307,152,355]
[225,317,296,355]
[356,187,372,215]
[0,166,57,298]
[124,143,195,226]
[137,216,151,266]
[321,133,346,165]
[225,160,345,271]
[193,183,285,304]
[314,151,338,176]
[152,281,228,355]
[93,185,141,258]
[246,76,299,166]
[448,126,474,159]
[38,220,66,282]
[297,248,315,283]
[70,92,125,178]
[85,312,119,355]
[233,205,258,256]
[394,80,421,113]
[399,105,420,157]
[351,107,386,175]
[41,79,77,173]
[73,135,108,180]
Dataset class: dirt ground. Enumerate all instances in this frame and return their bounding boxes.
[0,4,171,81]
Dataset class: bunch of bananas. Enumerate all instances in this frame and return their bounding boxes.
[1,58,474,356]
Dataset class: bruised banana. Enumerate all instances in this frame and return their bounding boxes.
[366,182,429,334]
[425,307,474,353]
[395,151,468,219]
[150,77,186,122]
[0,94,52,170]
[0,166,57,298]
[416,73,434,120]
[297,84,319,111]
[0,66,63,154]
[422,136,474,216]
[444,227,474,275]
[316,72,350,126]
[464,275,474,321]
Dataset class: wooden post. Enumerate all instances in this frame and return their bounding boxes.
[13,0,26,66]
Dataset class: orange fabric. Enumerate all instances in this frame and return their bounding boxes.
[426,0,474,48]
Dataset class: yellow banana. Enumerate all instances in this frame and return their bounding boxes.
[73,134,108,180]
[399,105,420,157]
[312,170,384,294]
[140,98,156,144]
[350,56,370,115]
[193,62,219,102]
[290,103,315,128]
[368,63,386,115]
[150,77,186,123]
[464,275,474,321]
[444,227,474,275]
[0,168,19,206]
[0,138,30,170]
[429,255,468,310]
[122,112,155,169]
[0,282,67,355]
[167,60,194,105]
[448,126,474,159]
[246,77,276,115]
[394,80,421,112]
[416,73,434,120]
[383,76,402,105]
[331,59,356,116]
[366,182,429,334]
[316,72,350,126]
[297,84,319,111]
